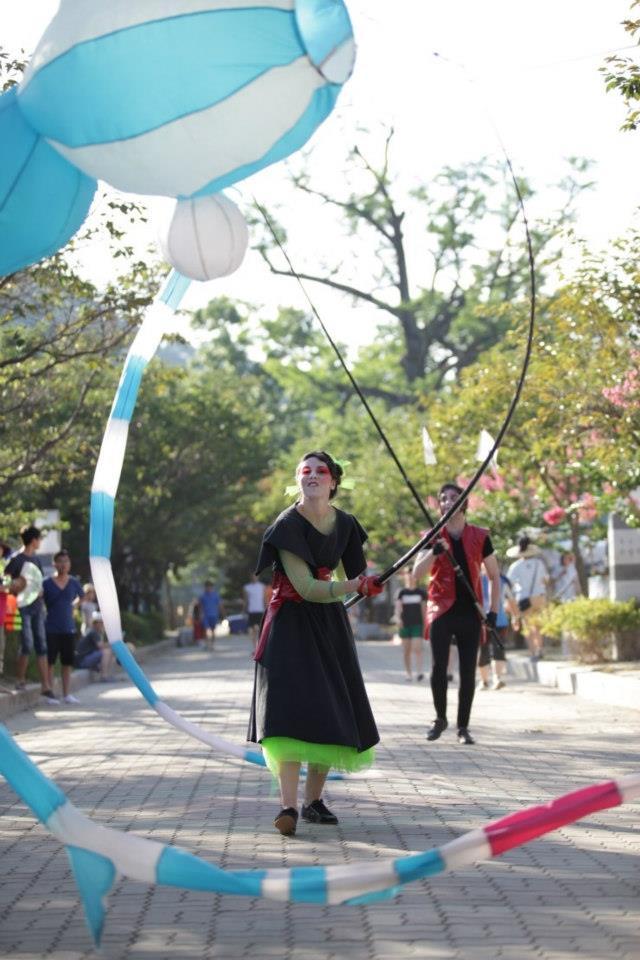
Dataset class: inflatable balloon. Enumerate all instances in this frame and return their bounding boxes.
[16,559,43,609]
[0,88,96,276]
[18,0,355,198]
[2,1,354,275]
[159,194,249,281]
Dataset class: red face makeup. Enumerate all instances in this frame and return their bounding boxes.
[301,465,331,476]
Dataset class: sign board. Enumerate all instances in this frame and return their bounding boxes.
[608,513,640,601]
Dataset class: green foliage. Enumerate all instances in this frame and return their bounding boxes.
[539,598,640,663]
[602,2,640,131]
[121,610,165,645]
[416,227,640,566]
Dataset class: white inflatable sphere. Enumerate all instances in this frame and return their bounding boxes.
[159,194,249,281]
[17,559,43,608]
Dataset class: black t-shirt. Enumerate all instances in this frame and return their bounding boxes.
[449,533,494,614]
[396,587,427,628]
[4,553,44,578]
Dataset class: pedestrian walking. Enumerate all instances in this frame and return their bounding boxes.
[395,569,427,682]
[477,567,510,690]
[506,536,549,660]
[248,450,380,836]
[413,483,500,745]
[243,574,268,651]
[199,581,223,651]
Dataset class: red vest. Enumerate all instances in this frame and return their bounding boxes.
[425,523,488,635]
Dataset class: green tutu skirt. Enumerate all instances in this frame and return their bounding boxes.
[261,736,375,776]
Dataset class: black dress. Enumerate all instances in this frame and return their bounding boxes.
[247,506,379,767]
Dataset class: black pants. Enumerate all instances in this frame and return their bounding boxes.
[430,609,481,729]
[478,627,507,667]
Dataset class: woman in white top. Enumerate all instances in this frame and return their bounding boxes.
[554,553,581,602]
[506,537,549,661]
[80,583,98,635]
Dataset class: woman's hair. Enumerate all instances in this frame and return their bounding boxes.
[518,535,531,553]
[299,450,343,499]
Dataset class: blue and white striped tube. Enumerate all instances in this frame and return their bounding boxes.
[88,270,352,777]
[2,725,639,947]
[89,270,268,767]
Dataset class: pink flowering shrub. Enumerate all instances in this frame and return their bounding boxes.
[543,506,566,526]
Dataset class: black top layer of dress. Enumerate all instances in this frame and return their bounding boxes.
[255,505,369,579]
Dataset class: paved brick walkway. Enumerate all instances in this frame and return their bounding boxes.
[1,639,638,960]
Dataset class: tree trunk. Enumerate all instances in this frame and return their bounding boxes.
[570,515,588,596]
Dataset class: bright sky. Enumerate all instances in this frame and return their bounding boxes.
[2,1,639,346]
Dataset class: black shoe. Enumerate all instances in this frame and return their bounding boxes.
[426,718,448,741]
[416,673,424,682]
[301,798,338,824]
[446,673,454,682]
[274,807,298,836]
[457,727,475,745]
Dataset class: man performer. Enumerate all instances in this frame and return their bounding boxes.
[413,483,500,745]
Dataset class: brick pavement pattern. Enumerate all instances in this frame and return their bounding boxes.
[0,639,638,960]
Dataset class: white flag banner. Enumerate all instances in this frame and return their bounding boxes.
[422,427,437,465]
[475,429,498,470]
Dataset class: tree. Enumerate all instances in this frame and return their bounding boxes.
[254,132,593,392]
[602,1,640,131]
[418,228,640,590]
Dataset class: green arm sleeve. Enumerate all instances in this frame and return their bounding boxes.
[280,550,357,603]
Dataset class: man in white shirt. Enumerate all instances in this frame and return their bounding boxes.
[243,574,268,651]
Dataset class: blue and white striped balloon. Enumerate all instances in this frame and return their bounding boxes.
[0,87,96,276]
[18,0,355,199]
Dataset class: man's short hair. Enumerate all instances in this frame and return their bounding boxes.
[20,525,42,546]
[204,580,214,588]
[54,549,70,561]
[438,483,468,512]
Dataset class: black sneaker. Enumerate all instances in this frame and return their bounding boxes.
[426,718,448,741]
[301,798,338,824]
[457,727,475,745]
[274,807,298,836]
[41,689,60,704]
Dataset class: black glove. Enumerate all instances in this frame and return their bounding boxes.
[432,540,446,556]
[486,611,498,630]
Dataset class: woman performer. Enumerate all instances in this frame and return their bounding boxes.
[248,451,381,836]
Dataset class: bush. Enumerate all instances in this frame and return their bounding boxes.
[121,610,165,646]
[539,598,640,663]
